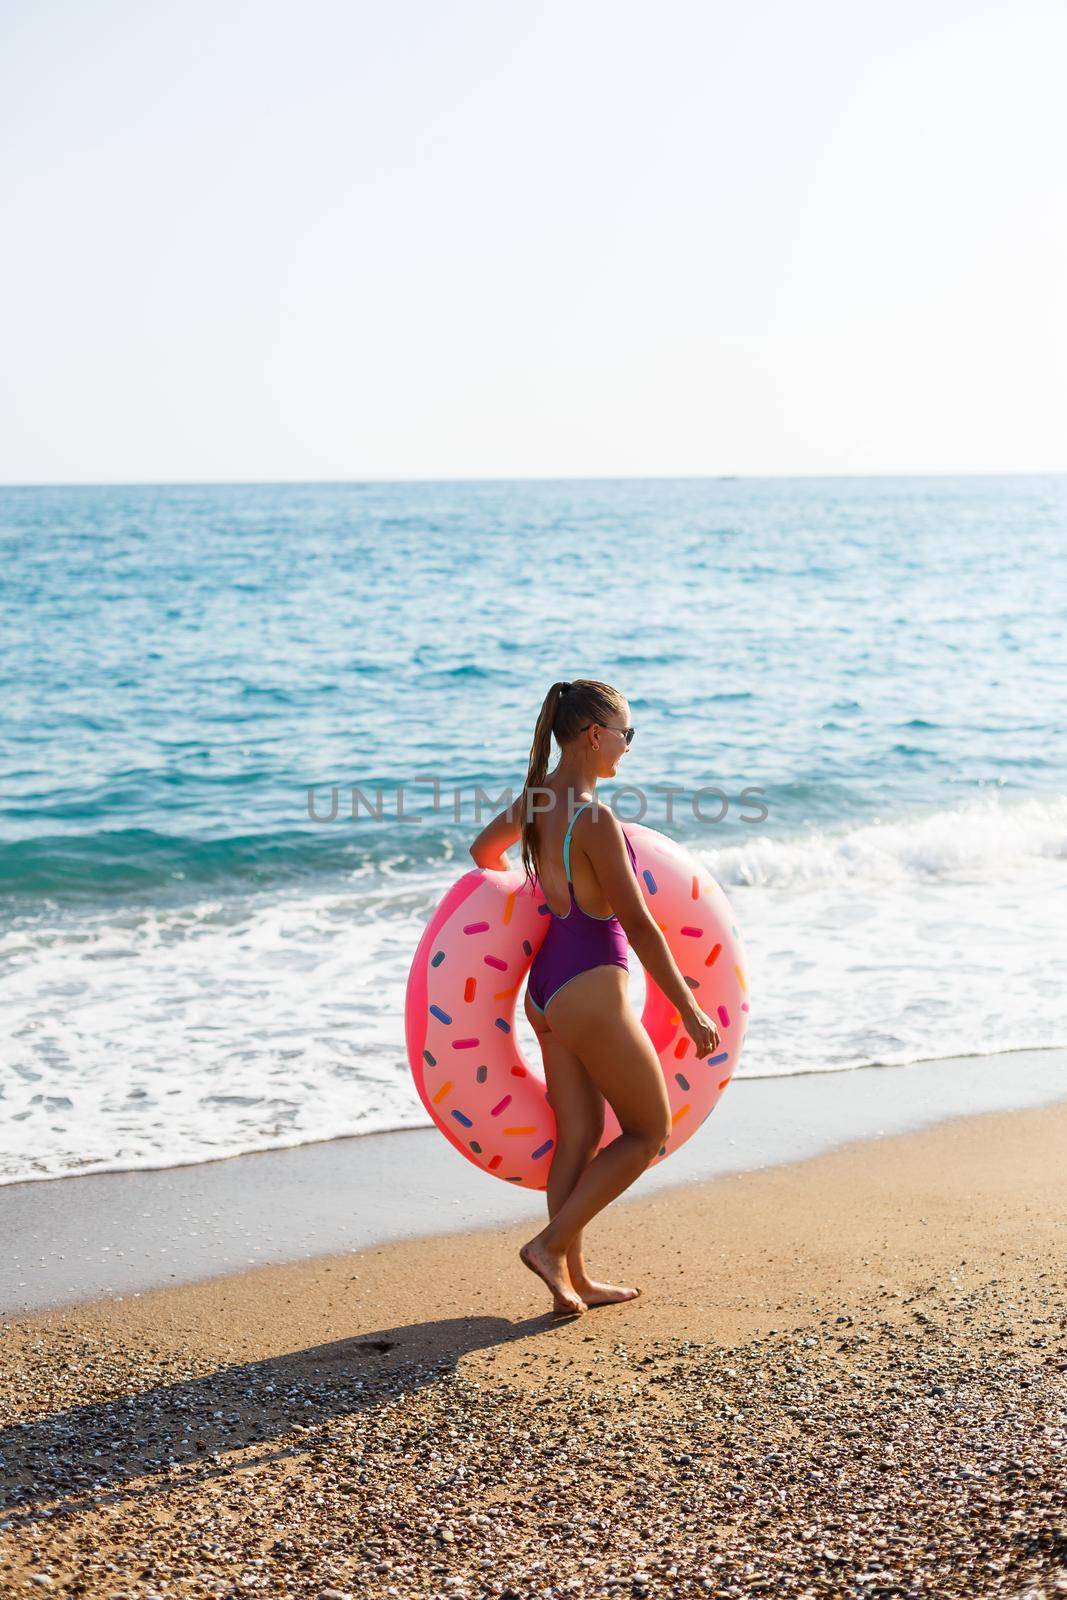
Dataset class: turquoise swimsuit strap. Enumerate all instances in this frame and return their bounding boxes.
[562,802,593,883]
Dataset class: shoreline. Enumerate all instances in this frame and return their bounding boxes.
[6,1040,1062,1193]
[3,1045,1065,1318]
[1,1098,1063,1596]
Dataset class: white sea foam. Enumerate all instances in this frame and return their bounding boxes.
[2,793,1064,1184]
[710,790,1067,888]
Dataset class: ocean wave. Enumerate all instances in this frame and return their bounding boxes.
[7,790,1065,907]
[706,791,1067,888]
[0,824,457,902]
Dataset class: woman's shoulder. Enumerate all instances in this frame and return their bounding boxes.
[572,801,627,849]
[579,806,639,872]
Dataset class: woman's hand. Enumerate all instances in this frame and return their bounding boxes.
[683,1005,721,1060]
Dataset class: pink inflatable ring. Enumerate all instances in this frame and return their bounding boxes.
[405,820,749,1190]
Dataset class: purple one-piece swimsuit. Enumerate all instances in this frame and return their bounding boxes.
[526,801,641,1014]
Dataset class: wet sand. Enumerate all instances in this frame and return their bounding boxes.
[4,1046,1065,1317]
[1,1097,1064,1598]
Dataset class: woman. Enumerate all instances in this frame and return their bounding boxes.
[469,679,721,1316]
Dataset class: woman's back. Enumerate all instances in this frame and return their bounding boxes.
[526,800,640,1016]
[535,798,619,920]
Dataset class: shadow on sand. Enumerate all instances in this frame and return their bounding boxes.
[0,1307,588,1532]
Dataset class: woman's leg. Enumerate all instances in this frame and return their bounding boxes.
[524,991,601,1302]
[519,967,671,1309]
[524,990,639,1307]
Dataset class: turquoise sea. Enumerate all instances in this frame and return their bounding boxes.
[2,475,1065,1184]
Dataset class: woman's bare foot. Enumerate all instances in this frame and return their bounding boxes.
[571,1275,641,1307]
[519,1236,586,1315]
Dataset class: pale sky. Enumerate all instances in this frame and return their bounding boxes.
[2,0,1065,484]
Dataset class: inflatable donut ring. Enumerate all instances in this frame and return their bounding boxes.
[404,820,749,1190]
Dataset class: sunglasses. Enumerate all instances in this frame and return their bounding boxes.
[581,722,636,746]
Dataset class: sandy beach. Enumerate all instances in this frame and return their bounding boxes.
[2,1095,1064,1599]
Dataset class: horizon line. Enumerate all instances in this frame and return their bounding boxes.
[1,467,1065,491]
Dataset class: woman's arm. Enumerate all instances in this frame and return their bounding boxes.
[469,797,523,871]
[581,809,720,1050]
